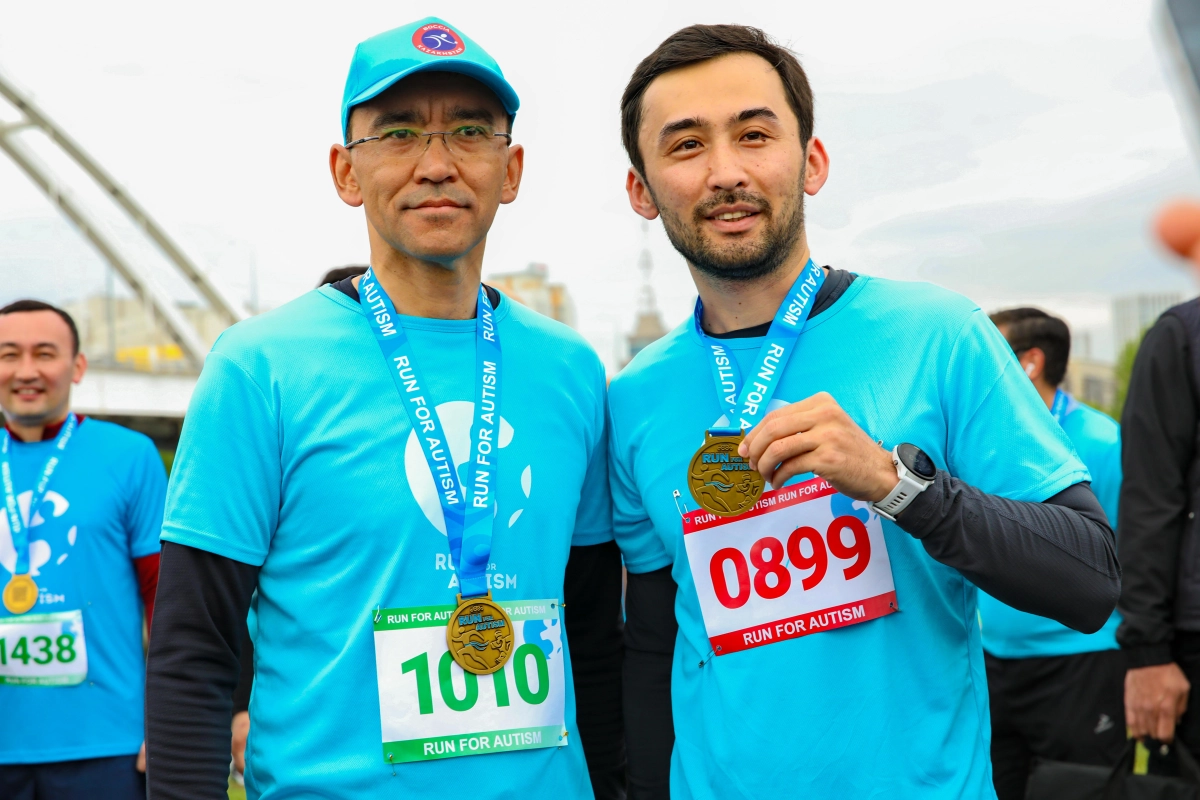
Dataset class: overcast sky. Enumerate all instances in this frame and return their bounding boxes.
[1,0,1197,367]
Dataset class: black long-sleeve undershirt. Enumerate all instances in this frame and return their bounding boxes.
[145,540,625,800]
[564,540,627,798]
[622,474,1119,799]
[623,564,677,800]
[901,475,1118,632]
[231,630,253,716]
[145,542,257,800]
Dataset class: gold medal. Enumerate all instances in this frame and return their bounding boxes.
[446,592,515,675]
[688,430,765,517]
[3,574,38,615]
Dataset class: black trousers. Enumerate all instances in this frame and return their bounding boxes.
[987,648,1128,800]
[0,755,145,800]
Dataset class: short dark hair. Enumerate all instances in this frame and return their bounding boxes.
[990,307,1070,386]
[318,265,368,287]
[0,299,80,355]
[621,24,815,179]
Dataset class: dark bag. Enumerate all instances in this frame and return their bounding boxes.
[1026,741,1200,800]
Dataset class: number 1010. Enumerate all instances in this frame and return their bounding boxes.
[401,645,550,715]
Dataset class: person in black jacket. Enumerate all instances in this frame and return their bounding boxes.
[1118,201,1200,754]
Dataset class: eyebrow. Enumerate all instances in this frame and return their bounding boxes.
[373,106,497,132]
[446,105,496,125]
[733,107,779,125]
[658,117,704,145]
[372,109,424,130]
[0,341,58,350]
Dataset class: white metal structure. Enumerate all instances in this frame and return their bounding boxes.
[72,368,196,418]
[0,70,245,370]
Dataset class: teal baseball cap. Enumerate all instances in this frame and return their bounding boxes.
[340,17,520,142]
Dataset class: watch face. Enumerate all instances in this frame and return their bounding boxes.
[897,443,936,480]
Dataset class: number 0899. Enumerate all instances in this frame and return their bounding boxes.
[710,516,871,608]
[683,479,899,655]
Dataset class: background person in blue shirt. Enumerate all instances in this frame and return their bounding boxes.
[610,24,1120,799]
[0,300,166,800]
[145,17,623,800]
[980,307,1124,800]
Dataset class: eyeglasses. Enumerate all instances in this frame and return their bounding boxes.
[345,125,512,159]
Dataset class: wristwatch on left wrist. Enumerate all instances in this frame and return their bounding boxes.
[871,443,936,522]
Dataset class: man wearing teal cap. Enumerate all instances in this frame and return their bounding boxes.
[146,17,624,800]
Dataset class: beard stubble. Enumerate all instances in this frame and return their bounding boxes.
[652,170,807,284]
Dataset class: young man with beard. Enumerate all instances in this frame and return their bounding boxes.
[0,301,165,800]
[145,18,623,800]
[609,25,1120,799]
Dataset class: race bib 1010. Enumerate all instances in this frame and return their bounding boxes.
[683,477,898,655]
[373,598,567,765]
[0,609,87,686]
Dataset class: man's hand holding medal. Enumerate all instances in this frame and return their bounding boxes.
[739,391,897,501]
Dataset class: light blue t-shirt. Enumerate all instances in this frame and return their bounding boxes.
[162,285,612,800]
[979,394,1122,658]
[0,419,165,764]
[608,275,1089,800]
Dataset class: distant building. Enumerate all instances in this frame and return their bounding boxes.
[1112,292,1184,353]
[623,223,668,367]
[487,263,576,327]
[1062,357,1116,412]
[64,295,229,373]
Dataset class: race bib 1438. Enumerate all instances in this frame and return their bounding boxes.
[373,598,567,765]
[683,477,898,655]
[0,609,87,686]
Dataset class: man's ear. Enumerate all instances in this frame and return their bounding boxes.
[330,144,364,208]
[803,136,830,197]
[72,351,87,384]
[1019,347,1046,382]
[500,144,525,205]
[626,169,660,221]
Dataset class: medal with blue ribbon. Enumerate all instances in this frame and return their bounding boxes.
[1,414,76,615]
[358,269,513,674]
[687,259,825,517]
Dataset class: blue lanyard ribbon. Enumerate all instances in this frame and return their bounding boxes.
[359,269,501,599]
[694,259,825,431]
[1,414,76,575]
[1050,389,1071,426]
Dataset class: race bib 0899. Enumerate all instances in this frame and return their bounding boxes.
[373,599,567,765]
[683,477,898,655]
[0,609,87,686]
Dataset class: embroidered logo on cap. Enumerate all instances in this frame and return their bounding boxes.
[412,24,465,57]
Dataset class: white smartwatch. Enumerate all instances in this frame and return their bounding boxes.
[871,443,936,522]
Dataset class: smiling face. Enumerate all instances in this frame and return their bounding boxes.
[330,71,523,269]
[0,310,86,426]
[627,53,828,283]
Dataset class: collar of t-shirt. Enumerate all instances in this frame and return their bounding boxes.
[706,267,856,340]
[332,275,502,309]
[331,268,849,339]
[3,414,86,443]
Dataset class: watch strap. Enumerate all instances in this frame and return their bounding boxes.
[872,446,933,521]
